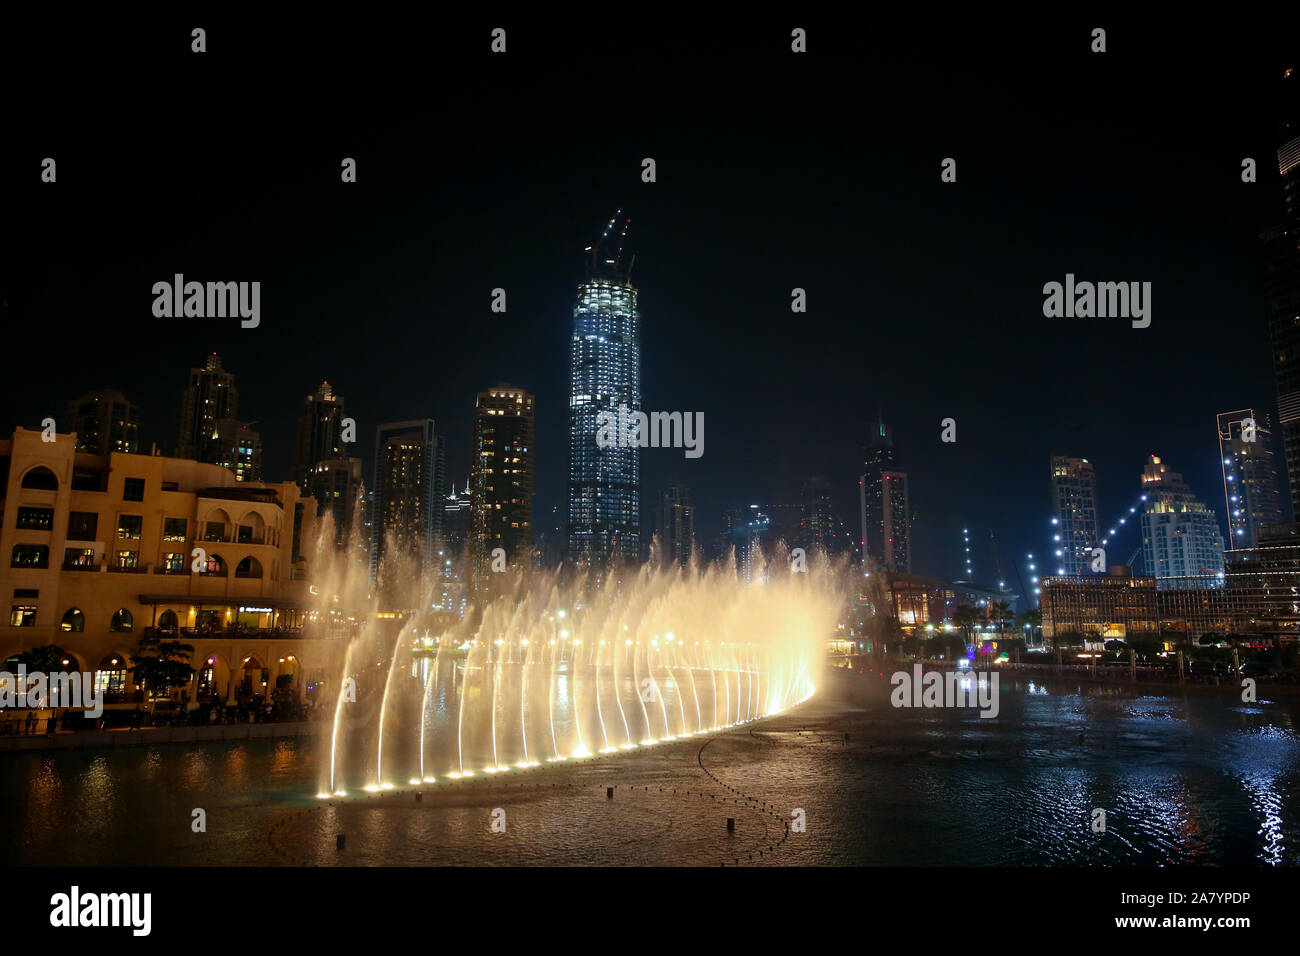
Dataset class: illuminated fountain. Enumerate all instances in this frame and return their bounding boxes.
[309,510,843,797]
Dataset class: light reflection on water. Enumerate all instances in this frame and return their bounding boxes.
[1,675,1297,866]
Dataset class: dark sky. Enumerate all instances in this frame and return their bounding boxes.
[4,13,1298,589]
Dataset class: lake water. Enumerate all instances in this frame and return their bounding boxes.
[2,667,1297,866]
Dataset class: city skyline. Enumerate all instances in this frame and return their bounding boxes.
[7,11,1300,904]
[4,22,1297,584]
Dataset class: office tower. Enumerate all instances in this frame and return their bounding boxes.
[1218,409,1284,548]
[568,212,641,568]
[1140,455,1226,589]
[372,420,445,579]
[470,386,535,573]
[294,381,346,492]
[62,389,140,455]
[1264,67,1300,516]
[1050,456,1100,575]
[657,483,695,566]
[861,419,911,572]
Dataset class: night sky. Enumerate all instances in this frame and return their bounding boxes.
[4,14,1298,588]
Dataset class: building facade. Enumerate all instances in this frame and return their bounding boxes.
[568,213,641,568]
[861,420,911,572]
[1050,456,1100,576]
[656,483,695,566]
[294,381,347,491]
[1140,455,1225,589]
[1039,567,1160,640]
[1264,69,1300,517]
[175,353,262,481]
[0,427,339,705]
[372,420,445,583]
[469,386,535,573]
[1217,409,1283,548]
[62,390,140,456]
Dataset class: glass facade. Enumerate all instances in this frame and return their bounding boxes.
[568,216,641,567]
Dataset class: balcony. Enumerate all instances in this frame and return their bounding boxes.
[145,625,304,641]
[107,564,147,574]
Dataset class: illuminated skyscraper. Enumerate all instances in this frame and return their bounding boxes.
[470,385,535,574]
[1217,410,1283,548]
[567,212,641,568]
[294,381,347,491]
[860,419,911,572]
[1140,455,1225,589]
[1050,456,1099,575]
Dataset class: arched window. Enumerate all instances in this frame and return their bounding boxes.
[235,556,263,579]
[110,608,134,632]
[61,608,85,632]
[20,466,58,490]
[96,654,128,696]
[157,609,178,630]
[201,554,226,576]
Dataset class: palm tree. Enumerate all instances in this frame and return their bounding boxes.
[989,600,1013,637]
[952,605,980,646]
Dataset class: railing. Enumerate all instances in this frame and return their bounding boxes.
[178,626,304,640]
[107,565,147,574]
[61,562,100,572]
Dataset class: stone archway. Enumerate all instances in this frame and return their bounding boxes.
[236,653,268,701]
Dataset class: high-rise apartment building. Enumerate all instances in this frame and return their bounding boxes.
[1050,456,1100,575]
[372,419,445,581]
[294,381,360,545]
[861,420,911,572]
[470,386,535,573]
[62,390,141,456]
[1140,455,1225,589]
[175,353,261,481]
[294,381,346,491]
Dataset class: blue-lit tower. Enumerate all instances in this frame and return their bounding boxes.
[567,212,641,567]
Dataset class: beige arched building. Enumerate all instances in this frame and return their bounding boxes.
[1,427,345,705]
